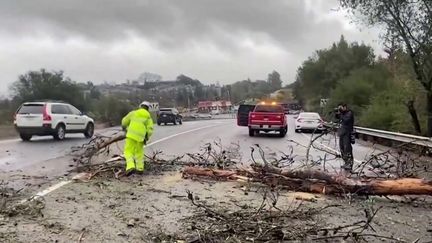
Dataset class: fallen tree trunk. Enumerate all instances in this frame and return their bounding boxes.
[76,132,126,161]
[182,166,432,196]
[90,133,126,153]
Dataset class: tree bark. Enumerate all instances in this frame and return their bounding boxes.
[79,132,126,159]
[427,92,432,137]
[182,166,432,196]
[406,100,422,134]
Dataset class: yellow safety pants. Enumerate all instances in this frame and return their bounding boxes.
[124,138,145,172]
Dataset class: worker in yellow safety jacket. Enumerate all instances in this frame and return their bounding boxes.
[121,101,154,175]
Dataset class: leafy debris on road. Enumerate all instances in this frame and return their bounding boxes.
[72,138,242,180]
[41,221,65,234]
[185,138,241,169]
[1,198,45,218]
[71,131,126,164]
[71,133,432,197]
[182,189,406,242]
[63,135,432,241]
[0,181,45,218]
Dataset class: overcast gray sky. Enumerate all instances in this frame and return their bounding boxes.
[0,0,382,95]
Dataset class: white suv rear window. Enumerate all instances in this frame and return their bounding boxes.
[17,104,44,114]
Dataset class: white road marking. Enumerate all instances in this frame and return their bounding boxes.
[19,181,71,204]
[35,180,71,198]
[0,120,228,144]
[21,123,224,202]
[146,124,219,147]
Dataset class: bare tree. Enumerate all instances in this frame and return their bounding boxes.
[340,0,432,135]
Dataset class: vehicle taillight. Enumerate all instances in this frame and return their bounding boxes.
[251,114,256,118]
[43,104,51,122]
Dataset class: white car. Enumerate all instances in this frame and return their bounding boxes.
[210,109,220,115]
[295,112,324,133]
[14,101,95,141]
[198,113,212,119]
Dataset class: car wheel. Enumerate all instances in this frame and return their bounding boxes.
[20,134,32,142]
[248,128,255,137]
[53,124,66,141]
[157,122,161,126]
[84,123,94,138]
[173,119,177,125]
[279,127,287,137]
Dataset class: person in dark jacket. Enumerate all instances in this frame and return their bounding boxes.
[335,103,354,171]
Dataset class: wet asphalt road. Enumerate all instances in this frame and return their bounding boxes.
[0,116,382,177]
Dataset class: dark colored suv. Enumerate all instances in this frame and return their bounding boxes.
[157,108,183,125]
[237,104,256,126]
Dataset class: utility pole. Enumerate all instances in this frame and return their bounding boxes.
[187,95,190,110]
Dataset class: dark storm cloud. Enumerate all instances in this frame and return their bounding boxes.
[0,0,381,95]
[0,0,353,52]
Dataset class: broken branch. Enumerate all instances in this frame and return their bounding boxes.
[183,166,432,196]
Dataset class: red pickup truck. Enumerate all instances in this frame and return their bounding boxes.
[248,104,288,137]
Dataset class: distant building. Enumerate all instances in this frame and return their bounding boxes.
[97,84,142,96]
[198,100,233,113]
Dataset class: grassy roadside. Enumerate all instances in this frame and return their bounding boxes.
[0,124,17,139]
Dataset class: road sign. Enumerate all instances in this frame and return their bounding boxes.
[320,99,329,108]
[149,102,159,112]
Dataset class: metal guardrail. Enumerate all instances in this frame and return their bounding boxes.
[354,126,432,148]
[323,122,432,148]
[182,113,236,122]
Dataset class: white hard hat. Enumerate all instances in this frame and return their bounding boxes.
[140,101,151,108]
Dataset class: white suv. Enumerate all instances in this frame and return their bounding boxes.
[14,101,95,141]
